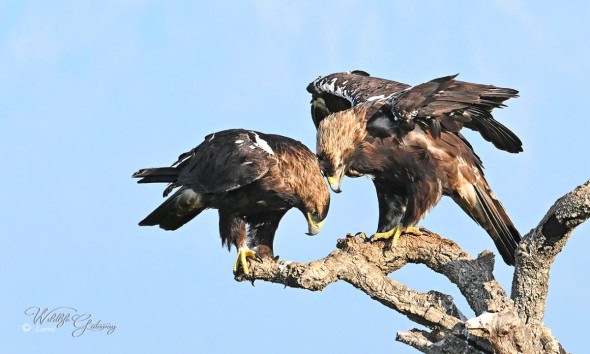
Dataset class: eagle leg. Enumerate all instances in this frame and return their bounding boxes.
[233,247,258,275]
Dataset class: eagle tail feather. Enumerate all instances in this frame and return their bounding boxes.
[139,187,205,230]
[132,167,179,184]
[472,184,521,266]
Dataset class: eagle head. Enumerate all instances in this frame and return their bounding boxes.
[317,152,345,193]
[316,107,367,193]
[285,143,331,236]
[301,172,330,236]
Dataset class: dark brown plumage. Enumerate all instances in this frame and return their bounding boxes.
[133,129,330,274]
[310,71,521,265]
[308,71,522,153]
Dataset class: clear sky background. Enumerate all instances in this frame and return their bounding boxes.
[1,1,589,353]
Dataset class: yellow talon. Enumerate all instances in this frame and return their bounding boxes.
[356,232,368,240]
[371,225,420,246]
[233,247,257,275]
[405,226,422,234]
[371,226,403,245]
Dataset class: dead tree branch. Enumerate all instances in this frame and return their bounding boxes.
[237,179,590,353]
[513,179,590,323]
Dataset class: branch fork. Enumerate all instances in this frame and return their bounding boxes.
[236,179,590,353]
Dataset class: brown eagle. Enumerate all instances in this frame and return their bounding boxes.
[132,129,330,274]
[308,71,522,265]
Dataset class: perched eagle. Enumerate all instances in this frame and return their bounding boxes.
[132,129,330,274]
[308,71,522,265]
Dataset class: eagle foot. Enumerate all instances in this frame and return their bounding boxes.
[370,226,424,248]
[233,247,259,275]
[404,226,423,235]
[370,226,403,246]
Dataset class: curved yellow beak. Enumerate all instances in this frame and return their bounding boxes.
[305,213,324,236]
[327,176,342,193]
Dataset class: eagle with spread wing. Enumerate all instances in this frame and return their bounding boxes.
[308,71,522,265]
[133,129,330,274]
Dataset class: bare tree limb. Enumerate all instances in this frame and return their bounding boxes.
[512,179,590,324]
[504,179,590,353]
[241,235,464,330]
[396,328,491,354]
[235,179,590,353]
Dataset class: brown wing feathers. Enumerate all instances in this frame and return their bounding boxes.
[312,71,522,265]
[382,75,522,153]
[138,187,206,230]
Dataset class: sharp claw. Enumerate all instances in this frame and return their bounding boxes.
[254,254,264,263]
[405,226,422,235]
[384,242,392,252]
[355,232,371,242]
[370,226,403,244]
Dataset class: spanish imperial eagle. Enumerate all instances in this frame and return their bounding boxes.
[133,129,330,274]
[308,71,522,265]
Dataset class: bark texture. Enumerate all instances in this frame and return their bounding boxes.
[236,179,590,353]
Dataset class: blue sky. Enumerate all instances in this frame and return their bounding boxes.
[1,1,589,353]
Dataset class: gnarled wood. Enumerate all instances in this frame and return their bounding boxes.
[236,179,590,353]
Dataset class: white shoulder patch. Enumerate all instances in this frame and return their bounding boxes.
[315,77,357,104]
[251,132,274,155]
[366,94,385,102]
[367,92,396,102]
[235,140,244,144]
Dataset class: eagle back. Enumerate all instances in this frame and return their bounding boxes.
[176,129,275,194]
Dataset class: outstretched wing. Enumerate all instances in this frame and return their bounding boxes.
[367,75,522,153]
[174,129,275,194]
[307,71,410,127]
